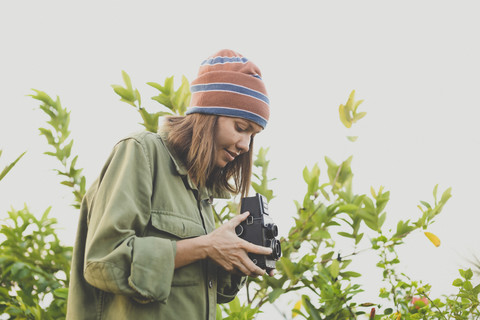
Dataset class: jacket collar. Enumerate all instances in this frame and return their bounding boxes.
[158,131,230,201]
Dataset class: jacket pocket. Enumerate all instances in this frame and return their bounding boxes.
[150,211,205,287]
[150,210,206,239]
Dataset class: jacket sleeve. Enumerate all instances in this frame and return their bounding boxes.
[83,137,176,304]
[216,268,247,304]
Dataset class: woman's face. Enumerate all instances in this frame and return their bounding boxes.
[213,116,263,168]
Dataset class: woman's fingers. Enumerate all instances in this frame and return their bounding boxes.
[235,257,266,277]
[230,213,272,255]
[228,211,250,228]
[206,212,273,277]
[235,260,264,277]
[242,240,272,256]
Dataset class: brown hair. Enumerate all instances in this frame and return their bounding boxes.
[161,114,254,198]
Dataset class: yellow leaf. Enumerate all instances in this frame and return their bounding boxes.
[370,186,377,199]
[292,300,302,318]
[346,90,356,109]
[424,231,441,247]
[339,104,352,128]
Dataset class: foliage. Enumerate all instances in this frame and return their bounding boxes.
[0,206,72,319]
[338,90,366,129]
[0,151,26,182]
[217,297,261,320]
[239,150,453,319]
[378,268,480,319]
[111,70,191,132]
[0,78,475,319]
[30,90,86,209]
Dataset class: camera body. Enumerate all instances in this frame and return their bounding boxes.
[235,193,282,272]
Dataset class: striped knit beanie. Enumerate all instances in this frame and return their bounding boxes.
[186,49,270,128]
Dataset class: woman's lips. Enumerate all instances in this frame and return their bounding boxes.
[225,149,238,162]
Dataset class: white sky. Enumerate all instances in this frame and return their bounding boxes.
[1,0,479,317]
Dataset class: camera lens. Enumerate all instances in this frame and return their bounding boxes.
[266,239,282,260]
[272,239,281,259]
[264,223,278,239]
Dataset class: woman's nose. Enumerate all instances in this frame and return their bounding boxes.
[237,134,250,153]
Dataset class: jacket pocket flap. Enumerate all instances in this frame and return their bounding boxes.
[151,211,205,239]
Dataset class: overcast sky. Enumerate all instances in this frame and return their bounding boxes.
[1,0,479,317]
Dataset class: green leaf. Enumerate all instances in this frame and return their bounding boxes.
[138,108,162,133]
[135,89,142,107]
[440,187,452,203]
[53,287,69,299]
[173,75,191,115]
[452,278,463,287]
[463,280,473,291]
[420,200,431,209]
[330,259,340,278]
[321,251,334,262]
[112,85,134,101]
[39,128,55,145]
[147,81,164,92]
[279,258,295,280]
[320,187,330,201]
[338,204,358,213]
[29,89,56,106]
[473,284,480,295]
[347,136,358,142]
[60,181,75,187]
[311,229,331,239]
[338,232,355,239]
[268,288,283,303]
[119,98,136,107]
[355,233,364,245]
[0,151,26,181]
[151,95,173,109]
[340,271,362,278]
[302,296,322,320]
[164,76,174,95]
[228,296,241,312]
[465,269,473,280]
[121,70,133,91]
[63,140,74,159]
[378,212,387,229]
[384,308,393,315]
[216,305,223,320]
[302,166,310,184]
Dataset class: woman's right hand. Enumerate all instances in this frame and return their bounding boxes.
[204,211,272,277]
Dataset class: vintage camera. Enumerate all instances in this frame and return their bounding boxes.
[235,193,282,272]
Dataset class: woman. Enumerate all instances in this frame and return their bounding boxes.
[66,49,272,319]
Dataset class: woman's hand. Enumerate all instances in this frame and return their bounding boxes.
[204,211,272,277]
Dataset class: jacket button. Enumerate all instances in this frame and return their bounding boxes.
[208,280,213,288]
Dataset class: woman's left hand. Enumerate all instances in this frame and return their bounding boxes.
[204,211,272,277]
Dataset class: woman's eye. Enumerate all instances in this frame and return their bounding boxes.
[236,125,246,132]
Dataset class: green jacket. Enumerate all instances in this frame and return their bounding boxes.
[66,131,245,320]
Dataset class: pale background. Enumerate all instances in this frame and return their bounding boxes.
[1,1,479,318]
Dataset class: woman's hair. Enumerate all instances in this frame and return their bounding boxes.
[161,113,253,198]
